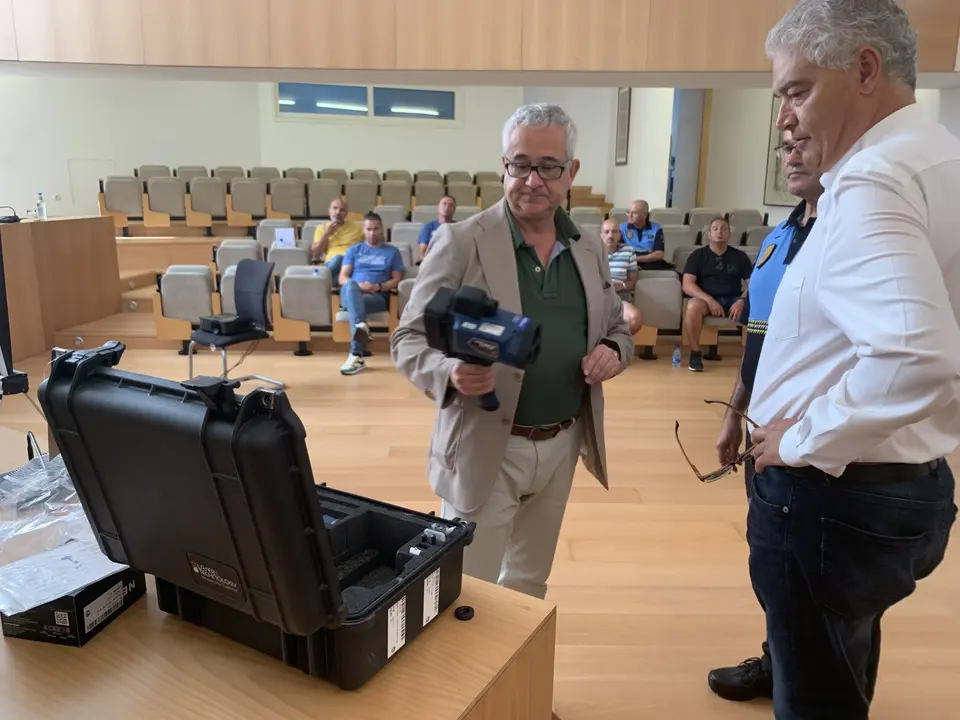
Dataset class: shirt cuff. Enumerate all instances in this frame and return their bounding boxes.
[777,423,805,467]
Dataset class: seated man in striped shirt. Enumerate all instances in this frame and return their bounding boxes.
[601,219,643,335]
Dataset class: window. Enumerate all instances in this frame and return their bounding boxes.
[277,83,458,123]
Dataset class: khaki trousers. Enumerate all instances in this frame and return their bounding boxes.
[441,421,582,599]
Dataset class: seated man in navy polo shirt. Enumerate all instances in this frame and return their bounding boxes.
[619,200,668,269]
[417,195,457,262]
[681,217,752,372]
[338,212,405,376]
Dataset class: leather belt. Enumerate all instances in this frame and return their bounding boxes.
[511,416,576,442]
[792,459,942,485]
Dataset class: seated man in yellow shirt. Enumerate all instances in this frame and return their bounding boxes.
[311,197,363,281]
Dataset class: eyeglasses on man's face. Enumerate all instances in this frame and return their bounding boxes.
[675,400,761,483]
[503,160,569,182]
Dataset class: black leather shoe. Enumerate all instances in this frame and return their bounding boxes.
[707,646,773,702]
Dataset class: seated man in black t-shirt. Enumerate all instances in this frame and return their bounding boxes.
[681,217,753,372]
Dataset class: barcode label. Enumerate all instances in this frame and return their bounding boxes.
[84,582,124,634]
[387,597,407,659]
[54,610,70,627]
[423,569,441,626]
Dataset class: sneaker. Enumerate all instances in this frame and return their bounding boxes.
[354,322,371,352]
[707,646,773,702]
[339,354,366,376]
[688,351,704,372]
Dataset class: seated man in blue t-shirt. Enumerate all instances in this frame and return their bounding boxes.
[619,200,668,268]
[338,212,405,375]
[417,195,457,262]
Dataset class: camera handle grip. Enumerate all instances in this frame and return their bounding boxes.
[479,391,500,412]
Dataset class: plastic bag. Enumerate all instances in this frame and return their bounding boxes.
[0,452,126,615]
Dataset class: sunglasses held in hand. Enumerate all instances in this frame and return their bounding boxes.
[676,400,761,483]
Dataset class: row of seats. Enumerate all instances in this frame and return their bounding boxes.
[582,206,769,233]
[99,176,504,230]
[132,165,502,186]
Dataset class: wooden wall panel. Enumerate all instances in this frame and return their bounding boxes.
[647,0,794,72]
[142,0,269,68]
[268,0,395,69]
[0,0,17,60]
[12,0,144,64]
[396,0,521,71]
[900,0,960,72]
[522,0,651,71]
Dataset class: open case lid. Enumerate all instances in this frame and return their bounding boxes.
[37,342,347,636]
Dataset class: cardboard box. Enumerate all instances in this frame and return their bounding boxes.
[1,566,145,647]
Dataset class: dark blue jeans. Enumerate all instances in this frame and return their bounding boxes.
[747,461,957,719]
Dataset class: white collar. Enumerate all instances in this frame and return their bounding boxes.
[820,102,929,191]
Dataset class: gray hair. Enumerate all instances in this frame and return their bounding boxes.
[765,0,918,90]
[501,104,578,161]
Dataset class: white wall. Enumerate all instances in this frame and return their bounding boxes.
[258,84,522,179]
[607,88,675,210]
[0,75,260,218]
[940,89,960,139]
[705,88,944,225]
[522,87,616,195]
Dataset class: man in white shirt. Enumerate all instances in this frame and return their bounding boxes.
[745,1,960,717]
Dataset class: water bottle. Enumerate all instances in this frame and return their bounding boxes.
[671,344,682,368]
[36,192,47,220]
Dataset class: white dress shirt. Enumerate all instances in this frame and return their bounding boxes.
[750,103,960,476]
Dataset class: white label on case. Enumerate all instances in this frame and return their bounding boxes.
[423,569,441,626]
[387,597,407,659]
[83,582,124,633]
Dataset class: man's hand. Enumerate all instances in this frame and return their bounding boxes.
[728,298,745,325]
[752,418,800,474]
[716,413,745,467]
[357,281,376,293]
[707,298,725,317]
[450,363,496,397]
[582,344,621,385]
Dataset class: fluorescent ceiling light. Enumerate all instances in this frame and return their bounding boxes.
[316,101,368,113]
[278,99,296,106]
[390,106,440,116]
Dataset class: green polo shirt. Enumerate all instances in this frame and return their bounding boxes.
[505,203,588,427]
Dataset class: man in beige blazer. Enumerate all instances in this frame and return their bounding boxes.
[391,104,632,599]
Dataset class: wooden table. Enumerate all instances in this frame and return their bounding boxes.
[0,572,557,720]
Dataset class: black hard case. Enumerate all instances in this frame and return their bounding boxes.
[37,343,474,690]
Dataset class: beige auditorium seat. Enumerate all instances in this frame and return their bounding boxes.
[345,179,378,214]
[414,181,445,207]
[376,205,406,231]
[219,264,274,320]
[393,242,415,272]
[608,208,628,225]
[474,171,501,185]
[154,265,215,345]
[138,165,171,181]
[390,221,423,252]
[447,183,478,207]
[633,273,684,360]
[320,168,350,186]
[385,170,413,184]
[308,178,343,218]
[216,239,262,274]
[146,177,186,225]
[576,223,601,239]
[380,181,412,214]
[687,208,723,237]
[230,179,268,223]
[300,219,324,251]
[411,206,435,224]
[250,167,281,182]
[661,225,695,265]
[650,208,685,226]
[453,206,481,221]
[273,265,335,354]
[214,166,246,184]
[256,219,295,249]
[729,209,765,229]
[176,166,209,183]
[674,247,696,276]
[446,171,472,184]
[479,183,504,208]
[267,245,310,277]
[415,170,443,184]
[743,246,762,264]
[745,226,774,246]
[570,207,604,226]
[398,278,416,316]
[285,167,316,183]
[189,177,228,220]
[268,179,306,218]
[102,176,145,227]
[353,169,381,186]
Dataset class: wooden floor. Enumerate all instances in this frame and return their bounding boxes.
[5,347,958,719]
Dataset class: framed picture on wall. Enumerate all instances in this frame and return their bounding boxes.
[615,88,631,166]
[764,95,799,206]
